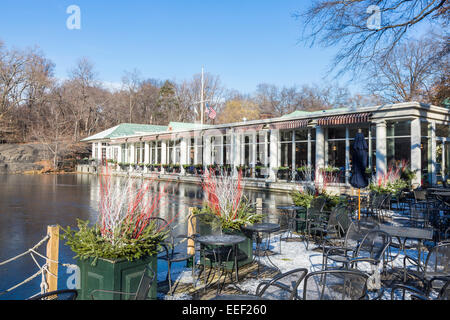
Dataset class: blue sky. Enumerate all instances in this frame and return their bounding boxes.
[0,0,349,94]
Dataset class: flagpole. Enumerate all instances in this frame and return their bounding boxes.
[201,66,204,125]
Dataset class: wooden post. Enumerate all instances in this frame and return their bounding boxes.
[256,198,263,216]
[187,208,196,256]
[46,225,59,292]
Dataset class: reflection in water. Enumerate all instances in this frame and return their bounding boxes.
[0,174,292,300]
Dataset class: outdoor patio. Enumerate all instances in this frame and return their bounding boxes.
[153,188,450,301]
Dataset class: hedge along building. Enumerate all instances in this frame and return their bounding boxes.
[82,102,450,190]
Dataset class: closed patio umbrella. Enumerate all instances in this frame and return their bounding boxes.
[350,131,369,220]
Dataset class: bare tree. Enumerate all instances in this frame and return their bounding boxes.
[365,35,446,103]
[121,69,142,123]
[295,0,449,77]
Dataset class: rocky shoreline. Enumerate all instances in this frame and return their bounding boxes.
[0,143,55,174]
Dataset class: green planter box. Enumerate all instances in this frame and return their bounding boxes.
[77,255,157,300]
[200,229,253,271]
[295,208,308,233]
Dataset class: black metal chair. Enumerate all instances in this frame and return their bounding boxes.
[308,204,346,253]
[255,268,308,300]
[28,289,78,300]
[324,229,391,276]
[90,265,156,300]
[301,269,369,300]
[301,197,326,249]
[150,217,196,295]
[391,277,450,300]
[402,242,450,295]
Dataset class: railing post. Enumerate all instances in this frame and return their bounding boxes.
[187,208,195,256]
[256,198,263,216]
[46,225,59,292]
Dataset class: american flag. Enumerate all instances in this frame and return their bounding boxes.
[205,103,216,120]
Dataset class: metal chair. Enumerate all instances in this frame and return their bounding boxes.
[301,269,369,300]
[402,242,450,295]
[324,229,391,274]
[28,289,78,300]
[255,268,308,300]
[301,197,326,249]
[391,277,450,300]
[150,217,196,295]
[90,265,156,300]
[308,204,346,253]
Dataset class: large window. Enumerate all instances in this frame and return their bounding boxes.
[242,134,254,166]
[387,120,411,168]
[134,142,144,164]
[150,141,161,164]
[256,131,268,166]
[166,139,181,165]
[326,127,346,183]
[280,131,292,168]
[211,136,222,165]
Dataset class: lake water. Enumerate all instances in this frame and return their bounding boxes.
[0,174,293,300]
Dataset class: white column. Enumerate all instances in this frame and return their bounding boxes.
[307,129,312,167]
[291,130,296,181]
[411,118,422,187]
[92,142,96,159]
[269,129,279,181]
[315,126,325,184]
[345,127,350,184]
[129,143,135,164]
[117,144,122,163]
[144,142,150,164]
[233,132,241,176]
[252,131,257,178]
[161,140,167,173]
[375,120,387,180]
[219,135,224,166]
[180,137,188,174]
[264,131,269,167]
[204,135,211,168]
[430,121,437,185]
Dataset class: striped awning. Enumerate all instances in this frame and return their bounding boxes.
[317,113,371,126]
[270,119,309,130]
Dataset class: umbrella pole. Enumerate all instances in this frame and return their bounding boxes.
[358,188,361,220]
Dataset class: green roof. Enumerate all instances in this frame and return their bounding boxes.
[81,123,168,141]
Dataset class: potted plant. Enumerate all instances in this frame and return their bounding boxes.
[118,162,130,171]
[192,171,263,269]
[194,164,204,175]
[62,173,172,300]
[172,164,181,173]
[277,166,290,180]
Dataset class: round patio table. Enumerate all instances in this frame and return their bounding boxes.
[197,234,247,295]
[242,223,281,275]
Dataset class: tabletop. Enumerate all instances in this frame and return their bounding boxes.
[277,205,304,210]
[379,225,434,240]
[242,223,281,233]
[196,234,247,246]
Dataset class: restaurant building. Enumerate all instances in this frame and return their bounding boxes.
[81,102,450,190]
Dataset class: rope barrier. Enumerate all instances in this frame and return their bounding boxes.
[0,233,76,298]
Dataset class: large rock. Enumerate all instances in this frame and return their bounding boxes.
[0,143,48,173]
